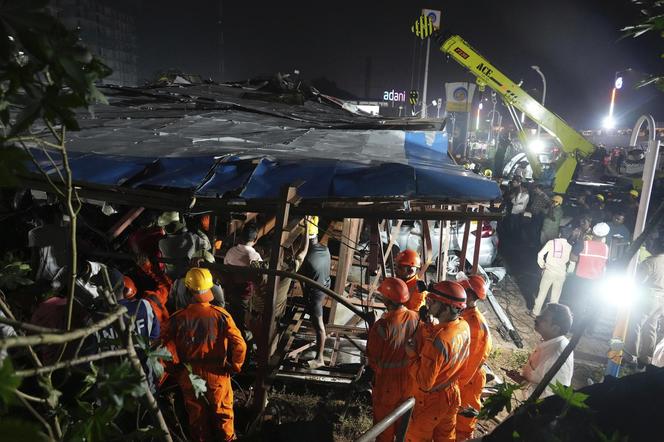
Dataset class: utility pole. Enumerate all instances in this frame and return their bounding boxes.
[421,37,431,119]
[531,66,546,138]
[419,9,440,119]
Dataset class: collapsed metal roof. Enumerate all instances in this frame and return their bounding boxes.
[25,77,501,211]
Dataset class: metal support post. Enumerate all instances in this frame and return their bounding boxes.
[605,115,660,376]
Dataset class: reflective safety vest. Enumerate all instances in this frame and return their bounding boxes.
[576,240,609,280]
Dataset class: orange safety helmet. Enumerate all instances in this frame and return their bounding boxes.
[123,276,137,299]
[428,281,467,309]
[459,274,487,300]
[396,249,421,268]
[377,277,410,305]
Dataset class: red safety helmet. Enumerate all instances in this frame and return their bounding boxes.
[459,275,487,300]
[377,277,410,305]
[428,281,467,309]
[396,249,421,268]
[123,276,137,299]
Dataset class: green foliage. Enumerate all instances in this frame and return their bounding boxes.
[478,381,522,420]
[0,253,32,291]
[550,382,589,411]
[0,0,111,184]
[184,363,208,399]
[0,357,21,409]
[95,360,144,409]
[0,417,49,442]
[143,344,172,381]
[622,0,664,91]
[593,427,629,442]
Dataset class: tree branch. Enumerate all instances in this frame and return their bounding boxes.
[5,135,63,151]
[15,348,129,377]
[0,315,60,334]
[17,393,55,441]
[122,314,173,441]
[15,389,48,404]
[0,306,126,350]
[19,141,66,198]
[0,293,43,368]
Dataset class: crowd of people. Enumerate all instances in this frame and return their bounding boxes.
[366,249,575,441]
[4,172,663,441]
[9,204,340,441]
[499,171,664,370]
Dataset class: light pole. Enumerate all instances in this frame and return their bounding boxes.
[604,68,632,129]
[487,91,497,144]
[605,114,660,377]
[531,66,546,138]
[475,102,483,132]
[487,109,502,144]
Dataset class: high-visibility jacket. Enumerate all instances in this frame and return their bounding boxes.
[162,302,246,441]
[576,240,609,280]
[404,276,427,312]
[456,307,492,441]
[407,318,471,442]
[367,307,419,442]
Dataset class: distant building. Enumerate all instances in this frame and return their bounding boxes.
[53,0,139,86]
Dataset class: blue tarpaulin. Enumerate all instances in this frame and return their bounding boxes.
[25,84,501,204]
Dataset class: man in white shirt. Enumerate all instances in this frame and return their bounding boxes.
[223,225,263,338]
[507,303,574,398]
[533,237,572,316]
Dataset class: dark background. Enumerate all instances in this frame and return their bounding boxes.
[136,0,664,129]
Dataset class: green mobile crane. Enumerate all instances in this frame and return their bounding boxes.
[412,16,595,194]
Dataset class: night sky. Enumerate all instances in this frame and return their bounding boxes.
[136,0,663,129]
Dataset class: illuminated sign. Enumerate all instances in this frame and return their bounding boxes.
[383,89,406,102]
[615,76,623,90]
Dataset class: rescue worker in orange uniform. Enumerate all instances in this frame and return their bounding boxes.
[395,249,428,312]
[405,281,470,442]
[135,257,172,326]
[162,268,246,441]
[455,275,492,441]
[366,277,420,442]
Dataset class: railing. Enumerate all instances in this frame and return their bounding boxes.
[356,397,416,442]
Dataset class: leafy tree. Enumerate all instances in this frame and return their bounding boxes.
[622,0,664,91]
[0,1,173,441]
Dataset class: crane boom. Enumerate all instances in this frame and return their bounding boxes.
[412,17,595,194]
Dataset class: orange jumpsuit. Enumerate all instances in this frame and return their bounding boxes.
[407,318,470,442]
[366,307,420,442]
[404,276,427,312]
[455,307,492,441]
[162,300,246,441]
[141,264,172,326]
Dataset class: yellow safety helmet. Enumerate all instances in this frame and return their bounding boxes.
[307,215,319,237]
[184,268,214,291]
[629,189,639,198]
[552,195,563,206]
[483,169,493,178]
[595,194,605,202]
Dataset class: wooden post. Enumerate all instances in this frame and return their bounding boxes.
[439,210,451,282]
[107,207,144,239]
[472,206,483,274]
[330,218,362,325]
[251,185,299,420]
[459,205,471,272]
[418,217,434,281]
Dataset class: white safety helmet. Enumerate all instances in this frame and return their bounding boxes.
[592,222,610,238]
